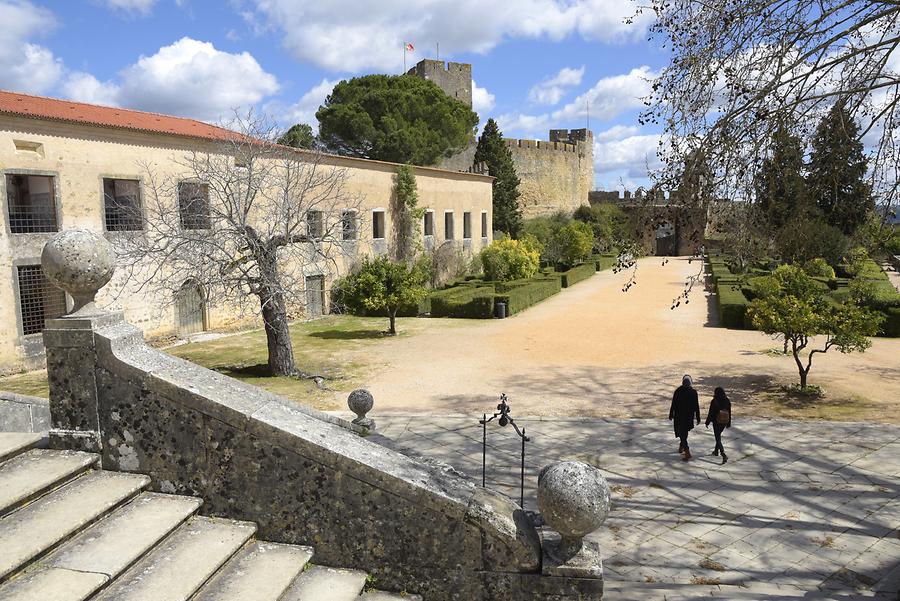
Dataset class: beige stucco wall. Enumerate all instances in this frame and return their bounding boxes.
[506,138,593,219]
[0,114,492,374]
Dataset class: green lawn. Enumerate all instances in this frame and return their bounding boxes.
[0,315,417,411]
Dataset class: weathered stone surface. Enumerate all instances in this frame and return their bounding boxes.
[358,591,424,600]
[0,566,108,601]
[192,541,313,601]
[0,391,50,433]
[538,461,611,544]
[0,431,45,462]
[92,516,256,601]
[0,470,148,579]
[41,229,116,314]
[282,565,367,601]
[348,388,375,429]
[45,492,201,576]
[0,449,97,514]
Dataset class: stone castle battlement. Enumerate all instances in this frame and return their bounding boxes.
[504,129,593,155]
[406,59,473,108]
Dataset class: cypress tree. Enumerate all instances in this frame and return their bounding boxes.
[755,124,811,232]
[807,103,873,235]
[474,119,523,237]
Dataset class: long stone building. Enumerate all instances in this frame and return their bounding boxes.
[410,59,593,219]
[0,90,493,374]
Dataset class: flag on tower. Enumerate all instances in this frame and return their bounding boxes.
[405,42,414,52]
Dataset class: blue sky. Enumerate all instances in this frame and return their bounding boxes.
[0,0,669,190]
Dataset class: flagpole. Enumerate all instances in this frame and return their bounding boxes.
[403,42,406,73]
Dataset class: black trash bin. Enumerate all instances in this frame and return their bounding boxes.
[495,301,507,319]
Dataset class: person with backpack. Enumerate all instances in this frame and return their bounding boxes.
[705,387,732,464]
[669,375,701,461]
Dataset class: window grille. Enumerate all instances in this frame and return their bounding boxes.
[103,178,143,231]
[6,174,58,233]
[307,210,324,240]
[444,212,455,240]
[341,210,357,240]
[372,211,386,239]
[17,265,66,335]
[178,182,211,230]
[463,212,472,239]
[424,211,434,236]
[481,212,488,238]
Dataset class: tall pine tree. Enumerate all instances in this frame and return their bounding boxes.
[474,119,522,237]
[755,124,811,232]
[807,103,873,235]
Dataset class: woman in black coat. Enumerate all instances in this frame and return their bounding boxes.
[669,375,701,461]
[705,387,732,464]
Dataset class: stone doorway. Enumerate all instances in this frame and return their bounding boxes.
[305,275,325,317]
[655,221,676,256]
[175,280,206,337]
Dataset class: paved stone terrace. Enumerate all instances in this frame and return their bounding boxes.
[361,414,900,600]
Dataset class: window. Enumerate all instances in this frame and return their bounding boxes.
[17,265,66,335]
[444,211,454,240]
[463,211,472,240]
[307,210,324,240]
[341,210,357,241]
[6,174,58,233]
[423,211,434,236]
[481,212,488,238]
[103,178,143,231]
[372,210,386,239]
[178,182,211,230]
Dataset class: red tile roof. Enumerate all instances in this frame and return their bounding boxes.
[0,89,238,141]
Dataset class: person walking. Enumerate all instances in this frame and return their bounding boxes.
[705,387,732,464]
[669,375,700,461]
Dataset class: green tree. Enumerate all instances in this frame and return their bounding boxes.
[391,165,423,263]
[474,119,522,237]
[277,123,316,149]
[807,104,873,235]
[340,256,429,335]
[554,221,594,268]
[316,75,478,165]
[573,203,631,252]
[755,124,811,233]
[747,265,882,389]
[480,235,542,282]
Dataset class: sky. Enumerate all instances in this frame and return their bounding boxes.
[0,0,670,191]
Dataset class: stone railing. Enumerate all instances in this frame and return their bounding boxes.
[40,229,609,600]
[0,391,50,433]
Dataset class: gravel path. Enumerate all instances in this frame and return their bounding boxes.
[339,257,900,422]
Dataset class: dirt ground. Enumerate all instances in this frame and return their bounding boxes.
[337,257,900,422]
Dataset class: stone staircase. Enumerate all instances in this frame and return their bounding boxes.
[0,432,421,601]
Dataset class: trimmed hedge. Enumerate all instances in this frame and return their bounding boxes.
[559,263,595,288]
[495,276,561,316]
[591,254,617,272]
[882,308,900,337]
[716,281,751,329]
[430,286,495,318]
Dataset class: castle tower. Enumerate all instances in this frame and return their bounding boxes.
[407,59,473,108]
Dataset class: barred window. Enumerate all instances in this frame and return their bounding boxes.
[17,265,66,335]
[372,210,386,239]
[424,211,434,236]
[341,210,357,241]
[463,211,472,240]
[307,210,324,240]
[6,174,58,233]
[444,211,455,240]
[178,182,211,230]
[103,178,143,231]
[481,212,488,238]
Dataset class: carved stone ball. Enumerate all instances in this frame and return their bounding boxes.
[537,461,611,542]
[347,388,374,419]
[41,229,115,309]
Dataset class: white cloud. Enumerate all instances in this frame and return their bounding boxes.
[472,80,495,114]
[265,78,339,131]
[527,66,584,105]
[594,131,662,177]
[100,0,157,15]
[0,0,64,94]
[498,66,656,139]
[64,38,280,122]
[246,0,652,72]
[594,124,640,142]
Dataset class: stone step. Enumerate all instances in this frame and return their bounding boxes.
[282,565,368,601]
[192,541,314,601]
[91,516,257,601]
[0,449,98,516]
[0,491,205,600]
[358,591,424,600]
[0,432,46,462]
[0,470,149,581]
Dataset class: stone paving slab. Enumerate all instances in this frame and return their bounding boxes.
[356,414,900,600]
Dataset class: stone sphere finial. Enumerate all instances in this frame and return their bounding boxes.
[41,229,116,316]
[537,461,611,558]
[347,388,375,430]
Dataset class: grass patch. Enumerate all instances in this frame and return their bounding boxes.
[0,315,414,411]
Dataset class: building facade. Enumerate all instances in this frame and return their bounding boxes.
[0,91,493,374]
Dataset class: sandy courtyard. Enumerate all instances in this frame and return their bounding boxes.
[338,257,900,421]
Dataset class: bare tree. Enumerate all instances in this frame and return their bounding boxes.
[641,0,900,216]
[116,112,363,376]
